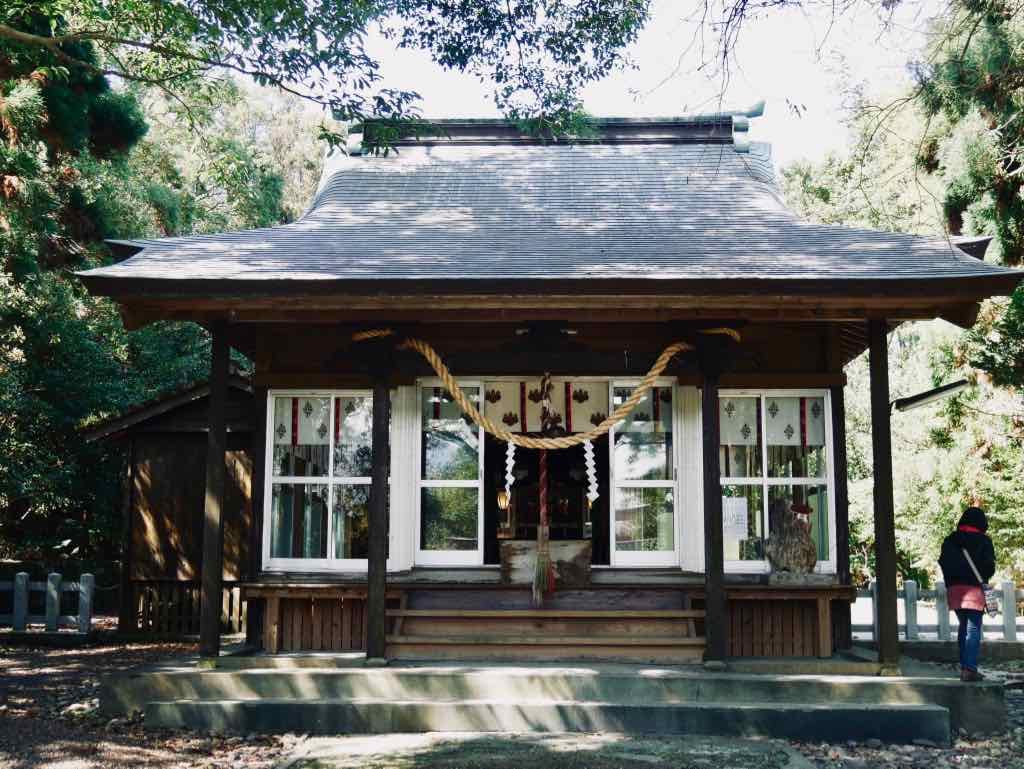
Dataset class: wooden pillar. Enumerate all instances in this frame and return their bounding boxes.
[702,368,728,662]
[117,437,137,632]
[830,384,852,649]
[830,385,851,585]
[199,320,230,658]
[868,319,900,668]
[247,386,268,647]
[366,372,390,662]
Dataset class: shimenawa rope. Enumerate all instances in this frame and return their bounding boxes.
[354,328,739,450]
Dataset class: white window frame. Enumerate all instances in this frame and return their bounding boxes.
[608,378,681,568]
[261,389,400,573]
[414,379,485,567]
[719,388,837,574]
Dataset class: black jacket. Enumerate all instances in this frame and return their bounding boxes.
[939,529,996,587]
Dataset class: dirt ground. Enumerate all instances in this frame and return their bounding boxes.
[0,641,1021,769]
[282,733,814,769]
[791,658,1024,769]
[0,641,292,769]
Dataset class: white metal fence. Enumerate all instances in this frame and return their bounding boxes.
[852,580,1024,641]
[0,572,94,633]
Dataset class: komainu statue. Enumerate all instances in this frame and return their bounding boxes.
[766,502,818,574]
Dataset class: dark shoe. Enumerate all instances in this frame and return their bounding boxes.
[960,668,985,682]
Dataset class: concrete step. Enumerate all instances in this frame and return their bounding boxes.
[144,698,952,744]
[103,664,1003,735]
[213,652,366,669]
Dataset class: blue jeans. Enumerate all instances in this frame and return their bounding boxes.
[956,609,983,671]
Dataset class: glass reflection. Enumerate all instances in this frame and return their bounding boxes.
[614,487,674,551]
[613,387,673,481]
[421,387,480,481]
[270,483,328,559]
[334,396,373,477]
[421,487,478,551]
[332,485,370,559]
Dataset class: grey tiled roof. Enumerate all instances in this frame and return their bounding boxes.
[79,139,1017,287]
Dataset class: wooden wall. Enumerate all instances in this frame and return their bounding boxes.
[725,591,854,658]
[129,432,252,581]
[275,597,367,652]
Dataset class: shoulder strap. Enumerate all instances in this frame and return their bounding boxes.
[961,547,985,584]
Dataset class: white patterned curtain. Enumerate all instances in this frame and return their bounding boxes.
[719,397,759,445]
[273,397,330,446]
[764,396,825,447]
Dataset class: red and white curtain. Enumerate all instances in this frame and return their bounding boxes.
[482,380,610,433]
[764,396,825,447]
[273,396,331,447]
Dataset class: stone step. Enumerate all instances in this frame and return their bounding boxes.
[103,664,1003,735]
[144,698,952,744]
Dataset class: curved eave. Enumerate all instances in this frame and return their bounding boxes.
[77,272,1022,300]
[77,273,1021,332]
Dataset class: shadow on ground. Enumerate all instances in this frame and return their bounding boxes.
[285,732,810,769]
[0,642,288,769]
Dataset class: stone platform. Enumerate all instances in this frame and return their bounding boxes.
[101,655,1006,744]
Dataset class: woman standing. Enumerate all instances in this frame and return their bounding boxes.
[938,507,996,682]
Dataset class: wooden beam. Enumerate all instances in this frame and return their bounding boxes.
[199,320,230,658]
[677,372,847,388]
[113,302,990,328]
[366,365,391,661]
[701,367,728,663]
[868,319,900,669]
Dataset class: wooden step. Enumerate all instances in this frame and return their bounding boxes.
[386,634,705,647]
[387,609,704,619]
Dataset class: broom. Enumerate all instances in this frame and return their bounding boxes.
[533,449,553,607]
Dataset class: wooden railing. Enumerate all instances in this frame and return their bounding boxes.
[0,572,94,633]
[853,580,1023,641]
[127,580,245,636]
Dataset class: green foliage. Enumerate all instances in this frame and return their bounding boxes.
[966,288,1024,388]
[0,0,653,571]
[138,81,330,226]
[915,0,1024,264]
[781,102,946,235]
[0,15,294,568]
[515,110,599,142]
[389,0,648,121]
[87,91,148,158]
[0,0,651,138]
[783,83,1024,582]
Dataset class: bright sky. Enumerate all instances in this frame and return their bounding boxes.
[368,0,946,168]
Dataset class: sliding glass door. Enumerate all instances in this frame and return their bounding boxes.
[415,383,484,566]
[609,382,679,567]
